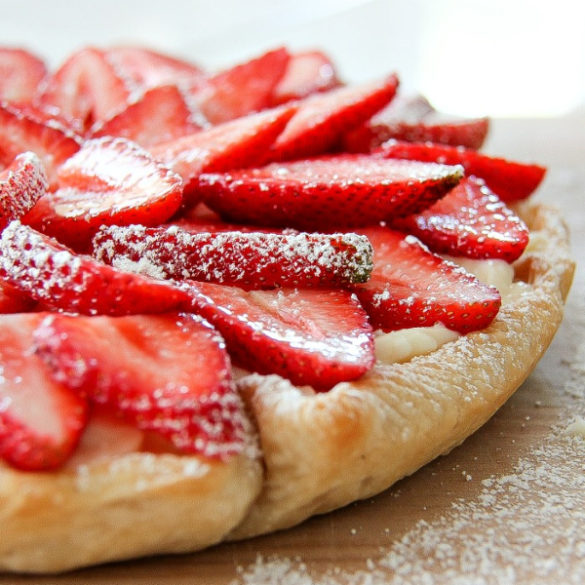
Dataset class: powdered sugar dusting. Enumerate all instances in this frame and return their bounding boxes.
[0,151,48,226]
[94,224,373,287]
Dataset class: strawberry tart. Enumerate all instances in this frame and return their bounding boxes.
[0,45,574,573]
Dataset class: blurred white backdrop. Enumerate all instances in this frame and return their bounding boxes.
[1,0,584,118]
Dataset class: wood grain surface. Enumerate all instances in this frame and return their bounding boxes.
[3,116,584,585]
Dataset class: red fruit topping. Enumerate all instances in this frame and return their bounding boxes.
[377,139,546,202]
[24,136,183,249]
[0,47,47,104]
[151,105,296,207]
[186,282,375,390]
[392,176,530,263]
[36,47,131,133]
[267,74,399,162]
[0,279,37,313]
[270,49,341,105]
[354,226,501,333]
[0,151,48,230]
[0,101,82,187]
[0,221,190,316]
[196,154,463,230]
[188,47,290,124]
[344,94,489,152]
[0,313,88,471]
[90,84,206,148]
[34,312,245,459]
[105,45,206,91]
[174,203,272,234]
[92,224,373,288]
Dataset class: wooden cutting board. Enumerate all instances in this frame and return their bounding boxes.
[5,116,585,585]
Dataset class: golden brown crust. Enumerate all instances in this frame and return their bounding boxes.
[0,448,263,573]
[228,201,575,539]
[0,202,574,573]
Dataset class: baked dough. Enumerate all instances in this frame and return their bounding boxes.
[0,201,574,573]
[0,422,263,573]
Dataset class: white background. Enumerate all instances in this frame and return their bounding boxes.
[2,0,584,118]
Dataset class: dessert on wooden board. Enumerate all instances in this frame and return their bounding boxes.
[0,45,574,573]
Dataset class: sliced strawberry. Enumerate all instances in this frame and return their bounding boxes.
[175,203,269,233]
[90,84,206,148]
[151,105,296,208]
[0,279,37,313]
[188,47,290,124]
[269,49,342,105]
[353,226,501,333]
[197,154,463,230]
[343,94,489,152]
[266,74,398,162]
[0,102,82,187]
[0,47,47,104]
[92,224,373,288]
[391,176,530,262]
[377,139,546,202]
[105,45,206,90]
[0,312,88,471]
[0,221,190,316]
[186,282,375,390]
[34,312,245,459]
[24,136,183,250]
[0,151,48,230]
[36,47,131,133]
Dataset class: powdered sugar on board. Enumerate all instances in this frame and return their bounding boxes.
[232,430,585,585]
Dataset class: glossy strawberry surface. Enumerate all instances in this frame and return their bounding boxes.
[0,313,88,471]
[196,155,463,229]
[24,136,183,249]
[354,226,502,333]
[377,139,545,202]
[392,176,530,262]
[34,312,245,458]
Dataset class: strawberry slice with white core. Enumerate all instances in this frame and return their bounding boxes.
[92,224,374,288]
[267,74,399,162]
[0,101,82,187]
[197,155,463,230]
[105,46,206,91]
[36,47,131,133]
[0,313,88,471]
[392,176,530,263]
[0,47,47,104]
[24,136,183,250]
[0,221,191,316]
[269,49,341,105]
[90,84,206,148]
[343,94,490,153]
[354,226,502,333]
[151,105,296,208]
[186,282,375,391]
[377,139,546,203]
[188,47,290,124]
[0,151,48,230]
[34,312,245,459]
